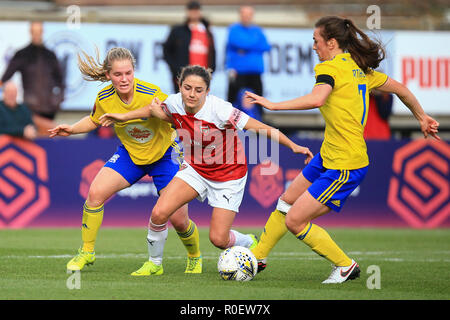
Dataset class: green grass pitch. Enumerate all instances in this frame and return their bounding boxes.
[0,227,449,300]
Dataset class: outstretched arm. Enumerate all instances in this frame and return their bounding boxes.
[244,117,313,164]
[48,116,97,138]
[99,97,172,127]
[245,84,332,111]
[376,77,440,140]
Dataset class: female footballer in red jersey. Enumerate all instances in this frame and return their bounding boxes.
[99,65,313,276]
[49,48,202,275]
[245,16,440,283]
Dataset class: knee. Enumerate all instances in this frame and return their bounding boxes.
[169,215,189,232]
[285,214,296,234]
[86,187,106,208]
[150,205,170,226]
[209,232,229,249]
[168,206,189,232]
[285,213,308,235]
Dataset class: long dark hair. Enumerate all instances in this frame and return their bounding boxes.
[315,16,385,74]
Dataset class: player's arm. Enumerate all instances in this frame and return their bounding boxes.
[48,116,97,138]
[376,77,440,140]
[98,97,171,126]
[244,117,313,164]
[245,84,332,111]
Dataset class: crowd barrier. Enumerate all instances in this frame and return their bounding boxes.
[0,135,448,229]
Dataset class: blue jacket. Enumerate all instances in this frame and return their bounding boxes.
[225,23,271,74]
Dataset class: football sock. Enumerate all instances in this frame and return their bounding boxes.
[81,202,104,253]
[252,209,288,260]
[296,222,352,267]
[176,219,201,258]
[147,218,168,266]
[226,230,253,248]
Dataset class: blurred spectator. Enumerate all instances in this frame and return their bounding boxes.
[364,90,393,140]
[163,1,216,93]
[226,5,270,113]
[0,82,37,140]
[235,88,262,121]
[0,21,65,136]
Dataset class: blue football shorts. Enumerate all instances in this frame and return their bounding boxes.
[104,141,183,193]
[302,152,368,212]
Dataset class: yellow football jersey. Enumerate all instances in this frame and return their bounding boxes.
[314,53,388,169]
[90,78,175,165]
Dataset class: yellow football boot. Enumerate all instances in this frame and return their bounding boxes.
[184,256,202,274]
[131,261,164,276]
[249,234,259,250]
[66,248,95,271]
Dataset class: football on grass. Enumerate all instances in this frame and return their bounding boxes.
[217,246,258,281]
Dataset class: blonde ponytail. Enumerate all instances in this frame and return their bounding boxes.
[77,47,136,82]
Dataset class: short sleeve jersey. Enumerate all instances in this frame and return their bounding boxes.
[314,53,388,169]
[162,93,250,182]
[90,78,174,165]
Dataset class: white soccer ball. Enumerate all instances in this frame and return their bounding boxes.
[217,246,258,281]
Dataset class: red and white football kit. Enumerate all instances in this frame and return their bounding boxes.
[162,93,250,211]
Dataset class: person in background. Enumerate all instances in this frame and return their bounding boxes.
[0,21,65,136]
[163,1,216,93]
[234,88,262,121]
[364,90,393,140]
[0,81,37,140]
[226,5,271,114]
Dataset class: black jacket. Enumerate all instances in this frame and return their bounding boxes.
[163,18,216,78]
[1,44,65,116]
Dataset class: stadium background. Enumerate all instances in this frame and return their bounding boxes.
[0,0,449,230]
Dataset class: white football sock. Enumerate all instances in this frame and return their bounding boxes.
[147,219,168,266]
[227,230,253,248]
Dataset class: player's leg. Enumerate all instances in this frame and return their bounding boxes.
[252,153,323,270]
[286,190,358,283]
[67,166,131,271]
[209,207,256,249]
[252,171,312,266]
[287,167,367,283]
[68,145,146,271]
[166,203,202,273]
[151,142,202,272]
[131,177,199,276]
[207,174,256,250]
[83,166,130,248]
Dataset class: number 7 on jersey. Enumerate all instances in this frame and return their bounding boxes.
[358,84,367,125]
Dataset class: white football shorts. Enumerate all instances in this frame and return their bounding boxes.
[175,161,247,212]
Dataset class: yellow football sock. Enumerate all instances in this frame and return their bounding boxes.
[296,222,352,267]
[176,219,201,258]
[81,202,104,253]
[252,209,288,260]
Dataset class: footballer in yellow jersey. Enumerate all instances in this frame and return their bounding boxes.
[49,48,202,275]
[245,16,439,284]
[314,52,388,170]
[91,79,175,166]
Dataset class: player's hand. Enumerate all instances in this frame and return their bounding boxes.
[245,91,275,110]
[291,144,314,164]
[48,124,73,138]
[99,113,126,127]
[420,115,440,140]
[148,97,162,116]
